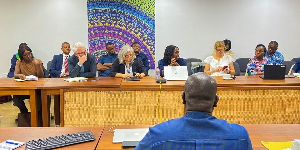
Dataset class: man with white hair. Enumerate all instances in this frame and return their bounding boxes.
[68,42,96,78]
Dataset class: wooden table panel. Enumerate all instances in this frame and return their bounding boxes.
[61,76,300,126]
[39,77,123,127]
[0,78,49,127]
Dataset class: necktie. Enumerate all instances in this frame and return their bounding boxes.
[64,56,68,73]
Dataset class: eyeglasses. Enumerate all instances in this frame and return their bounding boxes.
[125,54,132,58]
[216,49,223,52]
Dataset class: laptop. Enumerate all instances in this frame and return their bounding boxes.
[259,65,286,80]
[164,66,188,80]
[113,128,149,144]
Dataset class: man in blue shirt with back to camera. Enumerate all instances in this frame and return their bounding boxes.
[97,42,118,76]
[135,72,252,150]
[132,42,149,76]
[292,58,300,73]
[265,41,284,65]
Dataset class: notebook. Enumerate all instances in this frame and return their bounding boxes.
[164,66,188,80]
[260,65,286,80]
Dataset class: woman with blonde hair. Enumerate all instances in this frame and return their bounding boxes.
[204,41,235,76]
[110,44,146,78]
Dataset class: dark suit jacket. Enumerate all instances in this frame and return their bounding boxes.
[68,53,97,78]
[49,54,63,78]
[8,54,18,78]
[110,58,146,77]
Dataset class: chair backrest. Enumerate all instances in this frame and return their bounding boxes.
[291,58,299,62]
[158,59,161,68]
[235,58,250,73]
[184,58,202,75]
[233,62,241,76]
[44,60,52,78]
[283,61,296,75]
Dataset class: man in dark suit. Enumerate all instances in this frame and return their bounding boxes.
[49,42,71,78]
[68,42,96,78]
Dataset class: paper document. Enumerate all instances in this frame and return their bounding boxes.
[64,77,88,82]
[25,75,38,81]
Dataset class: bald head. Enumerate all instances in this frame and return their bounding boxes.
[184,73,218,113]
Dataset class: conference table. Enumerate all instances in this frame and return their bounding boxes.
[97,124,300,150]
[53,76,300,127]
[2,76,300,127]
[0,124,299,149]
[0,78,50,127]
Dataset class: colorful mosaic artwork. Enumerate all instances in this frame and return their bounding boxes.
[87,0,155,69]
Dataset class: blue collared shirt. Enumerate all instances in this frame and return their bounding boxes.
[265,51,284,65]
[136,52,149,75]
[292,58,300,73]
[97,53,118,77]
[135,111,252,150]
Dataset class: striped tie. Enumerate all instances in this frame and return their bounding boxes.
[64,56,68,73]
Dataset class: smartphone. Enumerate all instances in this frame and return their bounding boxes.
[92,78,100,81]
[222,66,228,70]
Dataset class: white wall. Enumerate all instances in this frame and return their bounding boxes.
[156,0,300,64]
[1,0,299,75]
[0,0,88,75]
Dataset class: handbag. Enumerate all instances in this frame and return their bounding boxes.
[17,112,31,127]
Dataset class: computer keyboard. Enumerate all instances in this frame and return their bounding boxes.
[25,131,95,150]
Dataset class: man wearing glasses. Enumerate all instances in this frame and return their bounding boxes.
[68,42,96,78]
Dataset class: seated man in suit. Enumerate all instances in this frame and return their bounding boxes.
[68,42,96,78]
[8,43,28,78]
[97,42,118,76]
[292,58,300,73]
[49,42,71,78]
[135,72,252,150]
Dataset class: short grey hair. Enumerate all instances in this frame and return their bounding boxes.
[118,44,136,64]
[72,42,85,53]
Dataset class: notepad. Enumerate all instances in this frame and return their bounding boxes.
[0,140,24,149]
[261,141,292,150]
[64,77,88,82]
[25,75,38,81]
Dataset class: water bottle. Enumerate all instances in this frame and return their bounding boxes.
[155,67,160,80]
